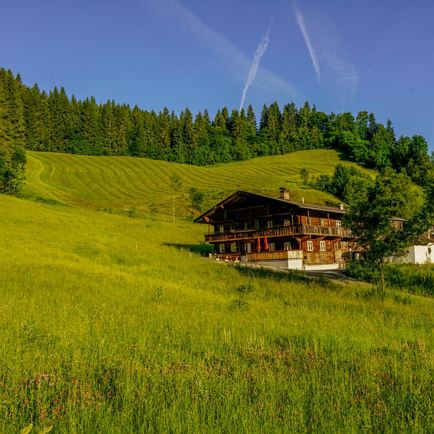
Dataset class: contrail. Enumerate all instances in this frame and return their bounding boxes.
[294,6,321,80]
[143,0,301,101]
[293,2,358,104]
[239,29,271,111]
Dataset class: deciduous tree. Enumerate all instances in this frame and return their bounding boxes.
[344,168,432,293]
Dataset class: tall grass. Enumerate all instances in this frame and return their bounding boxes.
[384,264,434,296]
[0,195,432,432]
[347,261,434,296]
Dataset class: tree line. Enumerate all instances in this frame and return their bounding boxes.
[1,66,433,195]
[0,69,27,194]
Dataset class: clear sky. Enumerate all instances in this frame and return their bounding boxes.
[1,0,433,150]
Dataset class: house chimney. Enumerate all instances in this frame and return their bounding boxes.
[339,203,344,210]
[279,187,290,200]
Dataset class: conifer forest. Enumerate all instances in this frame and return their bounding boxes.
[1,67,432,190]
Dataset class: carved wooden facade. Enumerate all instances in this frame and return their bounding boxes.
[195,190,357,269]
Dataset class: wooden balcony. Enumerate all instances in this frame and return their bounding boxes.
[205,224,352,242]
[247,250,303,261]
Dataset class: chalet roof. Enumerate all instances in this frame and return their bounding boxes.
[194,190,346,224]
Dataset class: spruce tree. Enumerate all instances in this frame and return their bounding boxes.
[22,85,50,151]
[48,87,70,152]
[170,115,185,163]
[279,103,297,153]
[211,109,231,163]
[245,105,257,153]
[194,111,211,165]
[228,108,250,160]
[180,108,197,164]
[129,106,146,157]
[158,107,172,159]
[79,97,101,154]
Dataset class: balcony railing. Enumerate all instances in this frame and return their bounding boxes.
[205,224,352,242]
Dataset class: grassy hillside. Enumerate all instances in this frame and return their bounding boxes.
[1,195,433,432]
[24,149,375,219]
[0,151,432,432]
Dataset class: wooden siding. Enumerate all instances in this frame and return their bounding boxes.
[304,251,335,264]
[300,215,341,227]
[247,250,303,261]
[199,190,357,267]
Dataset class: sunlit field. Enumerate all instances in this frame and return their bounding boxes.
[0,152,432,433]
[23,149,376,218]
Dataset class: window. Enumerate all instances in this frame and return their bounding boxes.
[307,240,314,252]
[335,242,341,250]
[245,243,252,253]
[269,243,275,252]
[320,241,326,251]
[244,222,248,230]
[284,241,292,251]
[284,219,291,227]
[219,225,225,233]
[219,244,225,253]
[336,220,341,227]
[267,220,273,229]
[231,243,237,253]
[320,218,325,227]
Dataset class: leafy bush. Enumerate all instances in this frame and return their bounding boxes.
[0,145,26,195]
[310,163,373,205]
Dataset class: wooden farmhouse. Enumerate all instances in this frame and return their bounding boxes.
[194,189,358,270]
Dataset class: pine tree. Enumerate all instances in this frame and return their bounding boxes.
[0,69,26,149]
[158,107,172,159]
[259,102,281,155]
[80,97,102,154]
[228,108,250,160]
[0,69,10,145]
[48,87,70,152]
[101,101,118,155]
[66,95,82,153]
[113,104,130,155]
[210,109,231,163]
[142,110,159,159]
[129,106,146,157]
[170,115,185,163]
[180,108,197,164]
[22,85,51,151]
[0,69,27,196]
[279,103,297,153]
[245,105,257,154]
[194,111,211,165]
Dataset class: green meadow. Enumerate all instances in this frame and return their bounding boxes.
[23,149,376,217]
[0,151,432,433]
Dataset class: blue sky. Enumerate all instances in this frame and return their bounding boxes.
[2,0,434,150]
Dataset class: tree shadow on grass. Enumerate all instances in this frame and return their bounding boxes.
[163,243,214,256]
